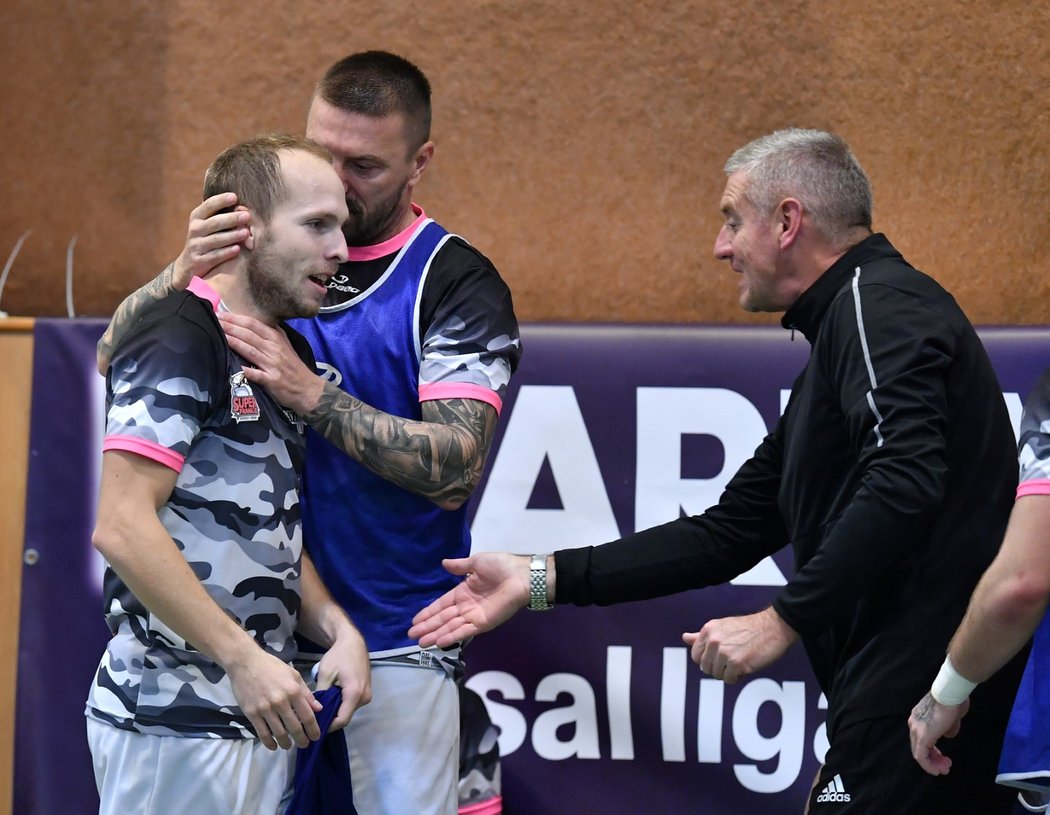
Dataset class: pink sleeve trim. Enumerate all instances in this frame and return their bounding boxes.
[103,435,185,472]
[1017,479,1050,499]
[419,382,503,415]
[458,797,502,815]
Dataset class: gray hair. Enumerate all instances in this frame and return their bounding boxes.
[725,129,873,245]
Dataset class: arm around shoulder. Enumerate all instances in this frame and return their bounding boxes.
[96,193,251,374]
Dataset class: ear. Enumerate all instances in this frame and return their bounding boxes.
[235,205,256,251]
[777,198,804,249]
[407,141,435,190]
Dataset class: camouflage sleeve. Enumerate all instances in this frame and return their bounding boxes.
[418,241,522,415]
[96,263,181,374]
[103,303,221,472]
[1018,368,1050,496]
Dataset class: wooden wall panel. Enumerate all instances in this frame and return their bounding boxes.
[0,319,34,815]
[1,2,1046,327]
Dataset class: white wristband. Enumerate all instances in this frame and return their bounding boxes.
[930,656,978,706]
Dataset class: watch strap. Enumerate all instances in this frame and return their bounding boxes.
[528,554,553,611]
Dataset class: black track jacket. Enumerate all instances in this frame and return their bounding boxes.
[555,233,1024,740]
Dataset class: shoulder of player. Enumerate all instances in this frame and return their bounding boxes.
[432,234,500,276]
[118,290,226,363]
[424,235,511,301]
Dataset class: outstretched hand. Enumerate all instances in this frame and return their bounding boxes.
[409,553,532,648]
[908,692,969,775]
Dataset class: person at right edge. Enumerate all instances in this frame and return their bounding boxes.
[410,128,1028,814]
[910,365,1050,813]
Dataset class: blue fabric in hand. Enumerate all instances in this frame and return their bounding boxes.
[286,686,357,815]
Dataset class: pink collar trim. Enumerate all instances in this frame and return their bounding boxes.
[346,204,427,261]
[188,276,222,311]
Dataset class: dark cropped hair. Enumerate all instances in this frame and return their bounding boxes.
[203,134,331,222]
[316,50,432,153]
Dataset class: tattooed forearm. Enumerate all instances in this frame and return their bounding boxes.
[96,264,180,374]
[305,383,497,509]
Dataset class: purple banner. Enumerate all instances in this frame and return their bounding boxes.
[18,318,109,814]
[17,320,1050,814]
[463,324,1050,814]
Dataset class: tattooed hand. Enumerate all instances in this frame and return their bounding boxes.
[908,691,969,776]
[219,311,497,510]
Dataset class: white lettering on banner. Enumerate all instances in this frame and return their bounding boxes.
[732,678,805,793]
[697,678,725,763]
[534,674,601,760]
[1004,392,1023,443]
[636,387,785,586]
[607,646,635,759]
[635,387,767,531]
[472,384,786,584]
[467,647,827,795]
[661,647,687,762]
[813,688,829,763]
[471,384,1024,581]
[471,386,619,553]
[471,671,528,754]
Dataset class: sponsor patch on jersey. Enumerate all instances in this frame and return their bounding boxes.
[230,372,261,423]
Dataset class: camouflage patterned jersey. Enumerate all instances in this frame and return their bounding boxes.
[85,277,313,739]
[1018,367,1050,497]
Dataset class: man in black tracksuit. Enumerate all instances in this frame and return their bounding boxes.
[409,129,1027,813]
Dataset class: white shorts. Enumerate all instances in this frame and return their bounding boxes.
[86,718,295,815]
[307,658,459,815]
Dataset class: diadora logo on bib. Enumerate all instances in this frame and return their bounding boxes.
[327,274,361,294]
[816,774,850,803]
[315,363,343,387]
[327,275,361,294]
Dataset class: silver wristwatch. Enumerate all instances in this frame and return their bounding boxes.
[528,554,553,611]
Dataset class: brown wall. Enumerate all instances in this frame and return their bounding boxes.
[1,1,1047,326]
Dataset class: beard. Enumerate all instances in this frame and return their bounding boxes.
[342,181,410,246]
[245,239,325,322]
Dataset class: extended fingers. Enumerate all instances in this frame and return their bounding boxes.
[411,592,460,626]
[415,619,475,649]
[433,621,477,648]
[189,229,246,259]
